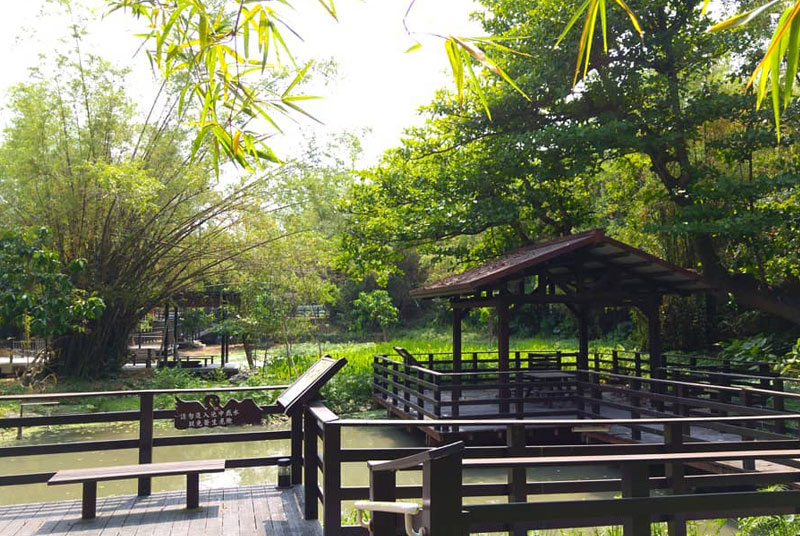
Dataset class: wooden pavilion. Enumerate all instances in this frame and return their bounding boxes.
[373,229,716,435]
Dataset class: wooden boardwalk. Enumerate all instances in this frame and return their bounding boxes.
[0,485,321,536]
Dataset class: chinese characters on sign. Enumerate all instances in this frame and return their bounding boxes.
[174,394,262,429]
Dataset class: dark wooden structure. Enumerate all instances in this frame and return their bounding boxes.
[411,228,713,390]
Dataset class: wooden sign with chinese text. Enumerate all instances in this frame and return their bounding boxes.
[276,355,347,414]
[174,394,262,429]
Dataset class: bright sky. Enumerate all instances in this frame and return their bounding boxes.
[0,0,482,167]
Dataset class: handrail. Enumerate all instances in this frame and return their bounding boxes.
[335,413,800,427]
[369,441,465,472]
[0,384,289,401]
[463,448,800,468]
[589,368,800,401]
[666,366,797,384]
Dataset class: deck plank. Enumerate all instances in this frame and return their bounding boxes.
[0,485,320,536]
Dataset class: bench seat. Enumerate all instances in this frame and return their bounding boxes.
[48,459,225,519]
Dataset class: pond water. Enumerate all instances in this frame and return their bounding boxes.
[0,420,737,534]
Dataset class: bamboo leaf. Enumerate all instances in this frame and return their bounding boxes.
[784,8,800,107]
[613,0,643,37]
[600,0,608,53]
[445,37,465,105]
[315,0,338,21]
[556,0,592,47]
[747,4,798,94]
[405,43,422,53]
[464,57,492,121]
[232,130,242,156]
[198,15,208,48]
[282,60,313,98]
[709,0,782,33]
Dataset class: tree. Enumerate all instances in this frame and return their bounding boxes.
[352,290,400,341]
[0,52,293,377]
[340,0,800,327]
[0,228,104,345]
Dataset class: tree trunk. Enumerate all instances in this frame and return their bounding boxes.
[52,303,139,378]
[691,235,800,326]
[243,339,256,369]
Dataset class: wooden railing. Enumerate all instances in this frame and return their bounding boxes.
[373,352,580,420]
[304,405,800,536]
[0,386,302,494]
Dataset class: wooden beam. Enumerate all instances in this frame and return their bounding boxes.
[498,301,510,414]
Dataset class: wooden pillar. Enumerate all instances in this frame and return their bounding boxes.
[161,302,170,364]
[577,306,589,371]
[173,305,179,362]
[621,462,651,536]
[645,297,663,380]
[498,301,511,414]
[452,307,464,418]
[322,422,341,536]
[138,393,154,496]
[665,423,687,536]
[644,297,664,413]
[303,406,320,521]
[507,424,527,536]
[421,448,464,536]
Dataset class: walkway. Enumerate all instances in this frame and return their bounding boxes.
[0,485,320,536]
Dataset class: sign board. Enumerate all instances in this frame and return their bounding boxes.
[276,355,347,415]
[174,394,262,429]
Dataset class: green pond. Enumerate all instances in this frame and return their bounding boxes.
[0,420,737,534]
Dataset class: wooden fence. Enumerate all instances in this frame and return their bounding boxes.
[305,403,800,536]
[0,386,303,494]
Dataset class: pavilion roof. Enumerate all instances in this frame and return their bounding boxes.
[410,229,713,301]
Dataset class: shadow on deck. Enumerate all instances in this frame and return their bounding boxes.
[0,485,319,536]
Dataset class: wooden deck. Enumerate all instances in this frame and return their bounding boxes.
[0,485,320,536]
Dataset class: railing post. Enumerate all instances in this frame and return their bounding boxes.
[433,377,443,420]
[472,352,479,379]
[507,424,526,536]
[422,446,464,536]
[621,462,650,536]
[391,362,400,407]
[741,389,756,471]
[759,363,771,389]
[322,421,342,536]
[303,407,319,521]
[402,360,411,414]
[774,379,786,435]
[612,350,619,376]
[291,409,302,485]
[416,367,425,419]
[146,348,152,369]
[720,360,731,405]
[370,468,398,534]
[665,423,687,536]
[634,352,642,377]
[515,371,524,418]
[137,392,154,496]
[556,350,563,371]
[592,357,601,416]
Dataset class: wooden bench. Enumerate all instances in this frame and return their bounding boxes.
[48,459,226,519]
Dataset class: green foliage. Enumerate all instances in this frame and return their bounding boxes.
[0,228,104,339]
[351,290,400,339]
[341,0,800,328]
[107,0,325,172]
[0,49,291,377]
[736,487,800,535]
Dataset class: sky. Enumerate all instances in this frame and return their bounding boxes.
[0,0,483,167]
